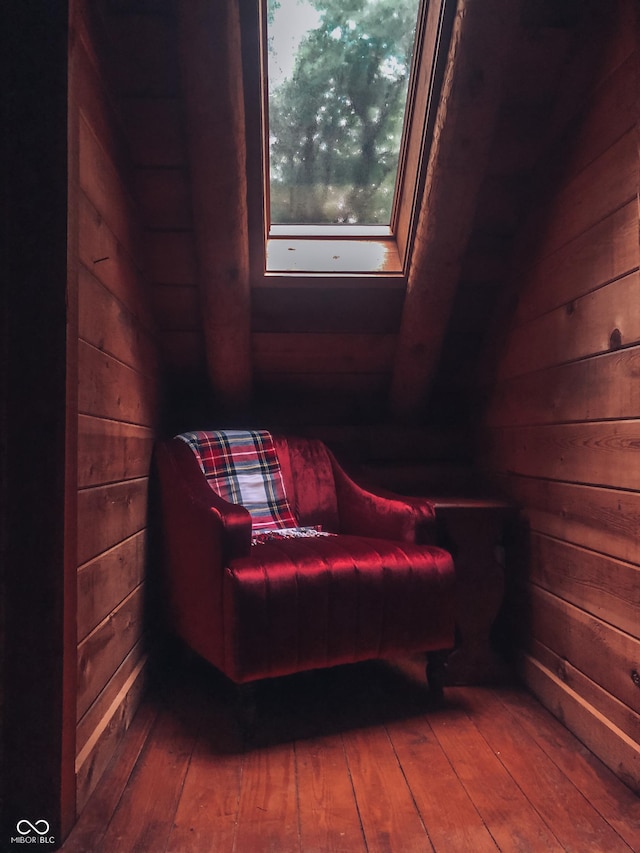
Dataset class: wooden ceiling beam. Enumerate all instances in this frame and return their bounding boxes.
[178,0,252,415]
[389,0,521,421]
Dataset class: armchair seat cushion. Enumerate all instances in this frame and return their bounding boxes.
[223,534,454,683]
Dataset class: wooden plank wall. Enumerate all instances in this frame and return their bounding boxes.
[106,2,204,382]
[480,0,640,791]
[71,4,161,812]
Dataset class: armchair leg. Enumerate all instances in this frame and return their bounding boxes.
[426,650,449,702]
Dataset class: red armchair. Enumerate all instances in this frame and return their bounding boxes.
[155,430,455,694]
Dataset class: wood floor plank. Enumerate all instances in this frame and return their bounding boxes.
[428,702,565,851]
[296,733,367,853]
[61,703,158,853]
[156,658,247,852]
[234,742,300,853]
[386,714,499,852]
[493,685,640,851]
[164,693,244,853]
[164,747,242,853]
[60,666,640,853]
[342,724,434,853]
[456,687,634,852]
[96,703,198,853]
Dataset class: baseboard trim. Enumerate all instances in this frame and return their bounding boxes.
[520,653,640,794]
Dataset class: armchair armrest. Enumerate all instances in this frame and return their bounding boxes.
[157,439,252,559]
[328,451,438,545]
[154,439,252,667]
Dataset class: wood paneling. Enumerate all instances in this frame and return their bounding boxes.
[78,341,158,425]
[160,330,206,372]
[145,231,197,285]
[76,642,147,755]
[96,3,196,378]
[79,267,158,373]
[251,287,404,334]
[526,533,640,641]
[480,0,640,792]
[527,587,640,715]
[484,420,640,491]
[70,1,162,820]
[256,373,390,394]
[492,475,640,566]
[63,703,156,853]
[77,479,148,567]
[499,270,640,379]
[78,193,152,324]
[134,168,192,230]
[522,655,640,794]
[75,656,148,814]
[121,97,186,167]
[79,113,141,257]
[78,415,153,488]
[74,26,131,190]
[77,586,146,720]
[152,283,200,331]
[77,532,148,639]
[106,12,180,98]
[531,129,637,260]
[253,333,397,376]
[516,199,639,323]
[529,639,640,750]
[558,50,638,182]
[485,348,640,426]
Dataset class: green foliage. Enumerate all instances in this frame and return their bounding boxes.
[268,0,420,224]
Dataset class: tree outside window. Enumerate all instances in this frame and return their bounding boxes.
[267,0,421,225]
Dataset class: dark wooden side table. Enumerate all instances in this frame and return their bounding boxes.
[430,496,515,685]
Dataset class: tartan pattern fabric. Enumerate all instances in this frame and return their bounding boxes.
[177,430,298,531]
[251,526,334,546]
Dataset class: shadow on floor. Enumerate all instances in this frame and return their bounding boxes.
[147,641,472,756]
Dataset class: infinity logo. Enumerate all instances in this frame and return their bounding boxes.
[16,820,50,836]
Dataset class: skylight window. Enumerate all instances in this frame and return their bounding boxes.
[266,0,421,227]
[240,0,453,276]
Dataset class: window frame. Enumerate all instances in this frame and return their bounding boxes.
[241,0,455,283]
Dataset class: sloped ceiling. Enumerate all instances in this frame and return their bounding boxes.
[99,0,590,430]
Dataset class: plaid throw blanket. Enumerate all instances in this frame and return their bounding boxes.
[177,430,298,532]
[251,526,334,546]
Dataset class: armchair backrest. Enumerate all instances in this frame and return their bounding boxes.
[275,435,341,532]
[177,430,298,531]
[176,430,343,533]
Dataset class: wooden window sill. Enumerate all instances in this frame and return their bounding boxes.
[266,236,403,274]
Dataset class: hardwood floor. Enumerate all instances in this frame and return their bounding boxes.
[62,653,640,852]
